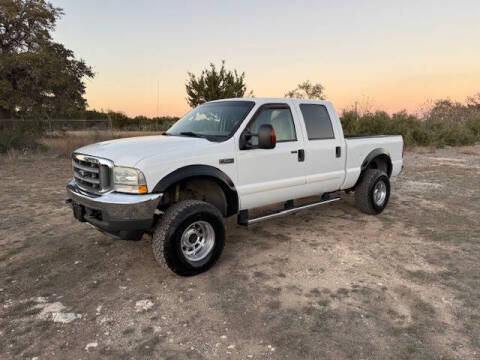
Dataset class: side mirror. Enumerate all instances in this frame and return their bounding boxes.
[257,124,276,149]
[239,124,277,150]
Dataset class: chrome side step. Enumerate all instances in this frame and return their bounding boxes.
[237,197,341,226]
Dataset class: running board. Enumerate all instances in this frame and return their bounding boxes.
[237,197,341,226]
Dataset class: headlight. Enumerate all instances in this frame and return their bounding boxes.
[113,166,148,194]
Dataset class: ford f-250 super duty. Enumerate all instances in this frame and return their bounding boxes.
[66,98,403,276]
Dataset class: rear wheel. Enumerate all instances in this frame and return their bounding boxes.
[152,200,225,276]
[355,169,390,214]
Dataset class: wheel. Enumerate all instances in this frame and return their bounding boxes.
[152,200,225,276]
[354,169,390,215]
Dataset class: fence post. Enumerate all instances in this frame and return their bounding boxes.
[107,114,113,135]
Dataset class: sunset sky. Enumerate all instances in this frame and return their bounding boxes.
[52,0,480,118]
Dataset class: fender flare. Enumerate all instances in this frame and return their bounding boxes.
[353,148,392,188]
[152,165,239,217]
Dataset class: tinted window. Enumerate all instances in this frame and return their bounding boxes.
[248,107,296,143]
[300,104,335,140]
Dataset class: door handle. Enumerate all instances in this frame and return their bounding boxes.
[336,146,341,158]
[298,149,305,162]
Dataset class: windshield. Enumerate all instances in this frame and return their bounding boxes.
[166,101,255,141]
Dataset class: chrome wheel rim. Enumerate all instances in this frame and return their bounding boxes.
[180,221,215,262]
[373,180,387,206]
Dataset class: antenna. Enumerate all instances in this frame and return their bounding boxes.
[156,80,159,117]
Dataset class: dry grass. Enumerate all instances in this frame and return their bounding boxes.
[39,130,162,158]
[458,145,479,155]
[0,148,30,165]
[409,146,437,154]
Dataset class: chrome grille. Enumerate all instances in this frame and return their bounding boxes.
[72,153,113,194]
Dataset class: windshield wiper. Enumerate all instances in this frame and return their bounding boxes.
[179,131,203,138]
[168,131,216,141]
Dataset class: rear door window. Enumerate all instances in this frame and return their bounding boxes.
[300,104,335,140]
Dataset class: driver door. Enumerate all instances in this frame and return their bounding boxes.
[236,103,306,210]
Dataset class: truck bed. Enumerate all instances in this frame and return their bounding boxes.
[341,135,403,190]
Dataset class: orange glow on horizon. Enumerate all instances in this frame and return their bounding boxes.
[85,70,480,118]
[52,1,480,119]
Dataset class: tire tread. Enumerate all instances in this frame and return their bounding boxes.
[152,200,224,276]
[355,169,389,215]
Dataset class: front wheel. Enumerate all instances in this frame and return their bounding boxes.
[152,200,225,276]
[354,169,390,215]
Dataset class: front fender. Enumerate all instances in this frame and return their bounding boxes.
[152,165,239,216]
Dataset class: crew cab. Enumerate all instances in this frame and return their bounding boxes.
[66,98,403,276]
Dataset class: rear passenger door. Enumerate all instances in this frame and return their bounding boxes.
[297,102,345,194]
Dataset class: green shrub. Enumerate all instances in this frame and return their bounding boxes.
[339,110,358,135]
[339,98,480,148]
[108,111,130,129]
[106,111,177,131]
[0,120,45,153]
[467,116,480,139]
[356,111,391,135]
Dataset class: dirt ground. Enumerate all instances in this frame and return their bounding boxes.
[1,145,479,360]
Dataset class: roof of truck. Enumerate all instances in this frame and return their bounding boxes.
[209,97,332,105]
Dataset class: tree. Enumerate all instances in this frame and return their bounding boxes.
[0,0,94,118]
[466,93,480,108]
[185,61,251,107]
[285,80,325,100]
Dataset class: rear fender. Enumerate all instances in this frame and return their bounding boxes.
[353,148,392,189]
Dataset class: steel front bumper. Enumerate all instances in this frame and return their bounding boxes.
[66,180,163,238]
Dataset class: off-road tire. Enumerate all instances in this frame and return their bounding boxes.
[152,200,225,276]
[355,169,390,215]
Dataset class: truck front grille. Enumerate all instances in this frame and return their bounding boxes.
[72,153,113,194]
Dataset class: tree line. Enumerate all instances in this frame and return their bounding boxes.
[1,0,479,153]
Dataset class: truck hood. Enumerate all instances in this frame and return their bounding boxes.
[75,135,213,167]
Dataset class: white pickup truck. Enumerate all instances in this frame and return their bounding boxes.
[67,98,403,275]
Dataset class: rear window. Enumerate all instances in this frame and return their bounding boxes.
[300,104,335,140]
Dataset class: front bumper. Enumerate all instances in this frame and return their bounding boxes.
[66,180,163,238]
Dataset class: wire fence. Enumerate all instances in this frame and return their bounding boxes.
[0,117,176,134]
[0,119,110,134]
